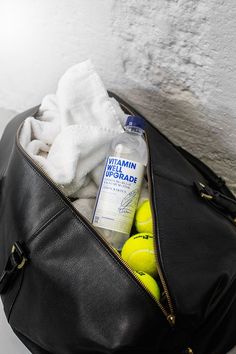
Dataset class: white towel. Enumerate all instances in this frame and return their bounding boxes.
[18,60,150,227]
[19,60,127,197]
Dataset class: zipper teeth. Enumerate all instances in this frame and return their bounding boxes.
[15,124,170,318]
[146,135,175,318]
[112,102,175,322]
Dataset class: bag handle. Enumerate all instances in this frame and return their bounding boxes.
[175,146,236,201]
[194,181,236,223]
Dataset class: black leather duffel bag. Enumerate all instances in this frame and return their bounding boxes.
[0,93,236,354]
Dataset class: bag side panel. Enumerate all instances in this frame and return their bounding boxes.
[145,120,236,351]
[0,142,66,317]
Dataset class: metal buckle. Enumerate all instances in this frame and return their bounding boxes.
[0,242,27,294]
[11,242,27,270]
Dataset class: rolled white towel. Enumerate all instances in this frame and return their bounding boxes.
[71,178,97,199]
[90,160,106,187]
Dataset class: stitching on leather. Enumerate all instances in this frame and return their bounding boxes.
[7,267,25,322]
[26,207,67,245]
[15,147,68,207]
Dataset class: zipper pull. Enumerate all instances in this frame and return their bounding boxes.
[194,181,236,222]
[167,314,175,326]
[182,348,194,354]
[195,181,214,200]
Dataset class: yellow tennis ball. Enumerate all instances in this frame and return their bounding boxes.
[121,233,157,278]
[135,200,153,233]
[134,270,160,301]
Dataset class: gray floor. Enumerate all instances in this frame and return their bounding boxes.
[0,109,235,354]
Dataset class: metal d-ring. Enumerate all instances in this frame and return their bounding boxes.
[11,244,27,269]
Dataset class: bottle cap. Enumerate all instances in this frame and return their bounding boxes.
[125,116,145,130]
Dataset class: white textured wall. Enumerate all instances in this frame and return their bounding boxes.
[0,0,235,193]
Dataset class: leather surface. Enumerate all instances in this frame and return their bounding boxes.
[0,96,236,354]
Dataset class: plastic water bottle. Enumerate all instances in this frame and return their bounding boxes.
[92,116,148,250]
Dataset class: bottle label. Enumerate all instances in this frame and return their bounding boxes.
[92,156,145,234]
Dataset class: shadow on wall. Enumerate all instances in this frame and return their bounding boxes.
[115,88,236,196]
[0,90,235,196]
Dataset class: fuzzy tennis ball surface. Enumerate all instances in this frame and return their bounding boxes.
[135,200,153,233]
[135,270,160,301]
[121,233,157,278]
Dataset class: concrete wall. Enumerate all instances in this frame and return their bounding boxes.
[0,0,235,193]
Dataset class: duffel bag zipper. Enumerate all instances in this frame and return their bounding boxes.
[145,132,175,325]
[120,102,175,325]
[15,110,175,326]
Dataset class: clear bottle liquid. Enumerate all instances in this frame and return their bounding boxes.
[92,116,148,250]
